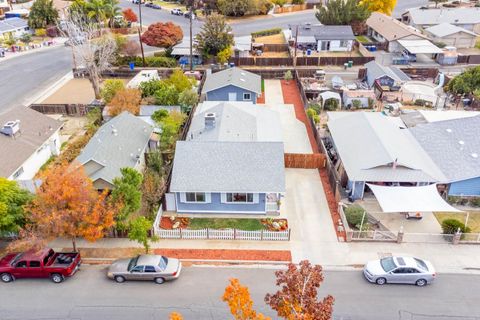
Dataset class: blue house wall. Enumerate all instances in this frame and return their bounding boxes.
[348,180,365,200]
[206,85,257,104]
[175,192,267,214]
[448,177,480,196]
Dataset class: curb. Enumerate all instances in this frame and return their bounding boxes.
[81,257,291,266]
[23,71,74,106]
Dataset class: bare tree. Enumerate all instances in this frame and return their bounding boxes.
[60,13,117,100]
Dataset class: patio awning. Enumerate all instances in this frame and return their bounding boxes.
[367,183,461,213]
[397,40,443,54]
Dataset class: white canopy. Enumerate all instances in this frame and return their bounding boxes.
[320,91,342,108]
[367,183,461,213]
[397,40,443,54]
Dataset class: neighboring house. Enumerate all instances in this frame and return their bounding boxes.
[202,67,262,104]
[424,23,477,49]
[401,7,480,34]
[287,24,355,52]
[233,35,252,57]
[126,70,159,89]
[137,105,181,132]
[366,12,429,52]
[364,61,411,89]
[326,112,445,200]
[170,141,285,214]
[0,17,29,41]
[0,107,62,181]
[75,112,155,190]
[410,115,480,196]
[171,37,203,65]
[168,101,285,214]
[342,90,376,109]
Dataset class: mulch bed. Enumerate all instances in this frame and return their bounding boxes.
[279,80,346,241]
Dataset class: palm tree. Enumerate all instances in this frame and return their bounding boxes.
[103,0,121,28]
[86,0,107,24]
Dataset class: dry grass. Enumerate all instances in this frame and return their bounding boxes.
[254,34,286,44]
[434,212,480,233]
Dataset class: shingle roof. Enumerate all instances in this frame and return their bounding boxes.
[410,115,480,182]
[327,112,446,182]
[425,23,477,38]
[290,25,355,40]
[0,17,27,33]
[76,112,153,186]
[0,107,63,178]
[405,7,480,26]
[366,12,428,42]
[187,102,282,142]
[170,141,285,192]
[365,61,411,87]
[202,68,262,95]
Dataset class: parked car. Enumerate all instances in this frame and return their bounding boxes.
[145,2,161,9]
[107,254,181,284]
[132,0,145,4]
[0,248,81,283]
[363,256,436,287]
[184,11,195,19]
[171,8,183,15]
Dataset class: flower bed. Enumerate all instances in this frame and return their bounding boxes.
[160,216,288,231]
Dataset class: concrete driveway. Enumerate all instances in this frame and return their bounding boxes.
[264,80,312,154]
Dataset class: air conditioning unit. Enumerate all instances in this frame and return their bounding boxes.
[1,120,20,136]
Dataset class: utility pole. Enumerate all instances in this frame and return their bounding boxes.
[138,0,146,67]
[189,1,193,71]
[293,25,299,69]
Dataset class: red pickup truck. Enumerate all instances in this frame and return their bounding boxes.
[0,248,81,283]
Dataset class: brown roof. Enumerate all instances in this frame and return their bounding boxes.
[366,12,428,42]
[0,107,63,178]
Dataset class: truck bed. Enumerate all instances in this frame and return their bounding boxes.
[46,252,80,268]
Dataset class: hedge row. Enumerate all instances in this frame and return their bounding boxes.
[251,28,282,38]
[115,56,177,68]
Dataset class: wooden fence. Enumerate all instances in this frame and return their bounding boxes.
[30,104,94,116]
[284,153,325,169]
[262,43,289,52]
[274,4,307,13]
[231,56,373,67]
[154,228,291,241]
[457,54,480,64]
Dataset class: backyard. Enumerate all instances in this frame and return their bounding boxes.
[435,212,480,233]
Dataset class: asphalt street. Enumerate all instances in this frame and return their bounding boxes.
[1,265,480,320]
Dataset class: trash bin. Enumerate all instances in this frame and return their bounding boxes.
[348,60,353,68]
[129,62,135,71]
[343,62,348,70]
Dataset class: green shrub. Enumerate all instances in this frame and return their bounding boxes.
[306,108,317,119]
[284,70,293,81]
[308,102,322,114]
[251,27,282,38]
[441,218,471,234]
[115,56,177,68]
[470,197,480,207]
[447,196,460,205]
[324,99,339,111]
[101,79,125,103]
[344,205,366,229]
[351,99,362,109]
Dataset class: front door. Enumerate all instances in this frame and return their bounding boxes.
[228,92,236,101]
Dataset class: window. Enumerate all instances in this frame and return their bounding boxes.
[131,265,144,273]
[243,92,251,101]
[185,192,206,203]
[159,256,168,271]
[16,261,27,268]
[144,266,156,273]
[380,257,396,272]
[127,256,139,271]
[29,261,41,268]
[339,40,348,47]
[12,167,24,179]
[226,193,254,203]
[43,250,55,266]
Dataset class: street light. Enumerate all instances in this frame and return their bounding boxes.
[188,0,203,71]
[137,0,146,67]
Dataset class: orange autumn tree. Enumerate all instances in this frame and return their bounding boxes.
[109,88,142,117]
[169,312,183,320]
[223,278,270,320]
[265,260,334,320]
[22,162,116,251]
[122,8,138,23]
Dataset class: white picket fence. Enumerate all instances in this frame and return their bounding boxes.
[154,228,290,241]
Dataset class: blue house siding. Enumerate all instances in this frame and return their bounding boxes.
[448,177,480,196]
[206,85,257,104]
[175,192,267,214]
[348,180,365,200]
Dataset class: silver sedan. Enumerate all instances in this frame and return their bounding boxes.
[107,255,182,284]
[363,256,436,287]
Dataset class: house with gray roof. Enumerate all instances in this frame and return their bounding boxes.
[287,24,355,52]
[326,112,445,200]
[402,7,480,34]
[364,61,411,89]
[202,67,262,104]
[424,23,477,49]
[75,112,155,190]
[168,101,285,215]
[0,17,29,41]
[0,107,62,181]
[410,116,480,196]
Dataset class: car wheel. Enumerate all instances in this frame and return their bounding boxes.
[376,277,387,285]
[154,277,165,284]
[1,273,13,283]
[114,276,126,283]
[416,279,427,287]
[50,273,64,283]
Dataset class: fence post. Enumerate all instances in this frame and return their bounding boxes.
[261,229,264,241]
[397,226,404,244]
[234,228,237,240]
[206,228,209,240]
[179,228,183,239]
[452,228,461,245]
[288,229,291,241]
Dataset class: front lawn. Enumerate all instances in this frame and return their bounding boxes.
[434,212,480,233]
[188,218,265,231]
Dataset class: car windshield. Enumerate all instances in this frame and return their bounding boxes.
[380,257,397,272]
[127,256,139,271]
[10,253,23,266]
[414,258,428,271]
[158,256,168,271]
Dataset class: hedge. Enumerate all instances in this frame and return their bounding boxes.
[251,28,282,38]
[115,56,177,68]
[441,219,471,234]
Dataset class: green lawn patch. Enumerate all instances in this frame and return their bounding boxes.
[355,35,370,43]
[434,212,480,233]
[188,218,265,231]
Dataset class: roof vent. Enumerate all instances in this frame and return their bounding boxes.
[112,128,118,136]
[472,153,478,159]
[240,78,246,82]
[446,128,452,133]
[458,140,465,145]
[1,120,20,136]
